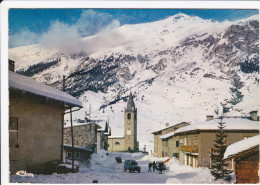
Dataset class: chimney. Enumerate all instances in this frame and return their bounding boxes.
[250,111,258,121]
[9,59,15,72]
[206,115,214,121]
[165,122,169,127]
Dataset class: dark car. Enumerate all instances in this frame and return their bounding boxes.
[155,161,166,171]
[115,157,122,163]
[124,160,141,173]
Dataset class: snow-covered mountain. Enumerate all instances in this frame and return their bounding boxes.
[9,13,259,152]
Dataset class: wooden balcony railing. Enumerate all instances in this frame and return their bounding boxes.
[181,146,198,153]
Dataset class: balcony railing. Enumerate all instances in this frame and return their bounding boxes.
[181,146,198,153]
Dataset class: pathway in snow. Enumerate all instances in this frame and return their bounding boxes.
[10,151,232,184]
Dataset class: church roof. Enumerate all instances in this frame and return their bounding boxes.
[126,92,135,111]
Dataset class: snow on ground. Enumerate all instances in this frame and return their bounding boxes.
[10,151,234,184]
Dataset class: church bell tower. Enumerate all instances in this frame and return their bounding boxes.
[124,92,138,152]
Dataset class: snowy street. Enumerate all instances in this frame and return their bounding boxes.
[10,151,231,184]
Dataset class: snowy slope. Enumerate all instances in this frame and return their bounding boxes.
[8,13,259,152]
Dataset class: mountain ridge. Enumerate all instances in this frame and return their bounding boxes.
[8,14,259,151]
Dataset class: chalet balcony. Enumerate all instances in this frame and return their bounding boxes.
[181,146,198,153]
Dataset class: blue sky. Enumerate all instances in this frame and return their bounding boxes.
[8,9,258,48]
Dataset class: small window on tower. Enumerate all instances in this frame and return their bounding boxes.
[127,113,131,120]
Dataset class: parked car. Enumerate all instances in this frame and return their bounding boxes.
[155,161,166,171]
[115,157,122,163]
[124,160,141,173]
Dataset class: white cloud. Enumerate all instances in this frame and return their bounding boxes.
[39,21,85,53]
[9,10,122,55]
[9,28,39,48]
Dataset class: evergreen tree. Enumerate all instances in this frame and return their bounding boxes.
[210,116,233,181]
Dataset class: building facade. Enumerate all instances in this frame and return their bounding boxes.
[224,135,260,183]
[108,92,138,152]
[9,70,82,174]
[175,115,259,168]
[152,122,190,157]
[64,119,110,154]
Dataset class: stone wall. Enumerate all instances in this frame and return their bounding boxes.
[64,123,96,151]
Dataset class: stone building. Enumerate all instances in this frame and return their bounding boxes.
[64,119,110,154]
[108,92,138,152]
[9,70,83,174]
[223,135,260,183]
[175,113,259,168]
[152,122,190,157]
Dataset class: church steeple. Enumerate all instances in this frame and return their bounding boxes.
[126,92,135,111]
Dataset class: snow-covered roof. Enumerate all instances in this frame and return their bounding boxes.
[64,122,90,128]
[152,122,190,134]
[175,117,259,134]
[104,127,111,135]
[108,136,124,139]
[224,135,260,159]
[96,120,107,131]
[64,145,92,152]
[9,71,83,108]
[160,131,175,139]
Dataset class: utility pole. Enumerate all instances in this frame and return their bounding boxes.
[63,75,66,92]
[89,104,92,120]
[61,75,66,161]
[70,107,75,172]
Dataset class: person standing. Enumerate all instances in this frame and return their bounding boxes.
[148,162,152,172]
[152,161,156,172]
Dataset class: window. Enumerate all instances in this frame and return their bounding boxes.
[180,139,184,144]
[115,141,120,145]
[176,141,179,147]
[173,153,179,158]
[75,152,80,159]
[165,152,168,157]
[194,136,197,145]
[9,117,18,132]
[67,152,72,159]
[184,138,187,146]
[188,137,191,145]
[127,113,131,120]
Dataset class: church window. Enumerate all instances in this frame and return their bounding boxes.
[127,113,131,119]
[115,141,120,145]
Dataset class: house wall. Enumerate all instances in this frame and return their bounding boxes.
[235,150,259,183]
[97,131,107,153]
[9,92,64,174]
[154,127,176,157]
[108,138,125,152]
[154,123,190,157]
[63,147,92,162]
[199,132,258,168]
[179,131,258,168]
[167,136,181,158]
[64,123,97,152]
